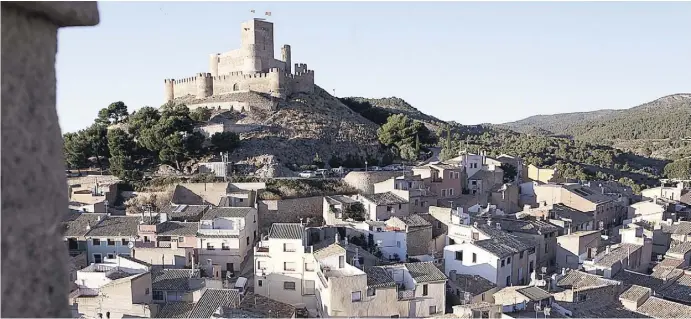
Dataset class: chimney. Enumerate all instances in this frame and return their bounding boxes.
[335,233,339,244]
[561,268,566,275]
[160,213,168,223]
[496,222,501,230]
[97,215,101,222]
[678,182,684,190]
[486,218,492,226]
[605,246,611,255]
[450,270,458,282]
[523,205,531,212]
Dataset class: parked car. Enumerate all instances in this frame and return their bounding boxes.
[299,171,316,178]
[370,166,382,171]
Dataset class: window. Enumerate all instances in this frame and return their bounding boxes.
[257,261,265,270]
[507,257,511,264]
[520,251,524,259]
[387,206,392,212]
[429,306,437,315]
[471,181,477,185]
[283,281,296,290]
[284,262,296,271]
[145,288,150,295]
[246,237,250,245]
[92,239,101,246]
[545,245,548,254]
[258,280,263,287]
[221,243,229,250]
[153,291,164,300]
[396,241,401,248]
[449,238,456,245]
[436,221,442,228]
[107,239,116,246]
[367,287,376,296]
[121,238,129,246]
[481,310,490,318]
[423,284,428,296]
[578,294,587,302]
[283,243,296,252]
[207,243,215,250]
[506,276,511,286]
[449,188,454,196]
[442,189,447,197]
[107,253,115,259]
[351,291,362,302]
[501,260,505,267]
[178,237,184,243]
[456,251,463,261]
[144,236,150,243]
[305,263,315,271]
[398,204,402,210]
[472,253,477,263]
[415,199,419,206]
[481,293,485,301]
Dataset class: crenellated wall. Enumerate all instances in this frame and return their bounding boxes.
[211,68,282,96]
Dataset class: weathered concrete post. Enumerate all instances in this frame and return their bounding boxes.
[1,2,99,317]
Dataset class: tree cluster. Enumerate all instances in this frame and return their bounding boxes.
[63,103,241,182]
[377,114,435,162]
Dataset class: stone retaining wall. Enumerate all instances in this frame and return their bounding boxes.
[256,195,324,233]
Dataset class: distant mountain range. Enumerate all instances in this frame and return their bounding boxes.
[498,93,691,160]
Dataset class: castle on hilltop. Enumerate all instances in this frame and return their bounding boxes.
[163,18,315,104]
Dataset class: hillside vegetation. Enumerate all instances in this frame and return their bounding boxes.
[501,94,691,160]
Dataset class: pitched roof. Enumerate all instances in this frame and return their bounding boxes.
[448,274,496,296]
[361,192,408,205]
[636,296,691,318]
[516,286,552,301]
[188,288,241,318]
[202,207,254,220]
[564,184,613,204]
[313,243,346,260]
[325,195,357,205]
[159,204,208,222]
[668,241,691,256]
[62,212,108,237]
[614,269,666,292]
[403,262,447,283]
[155,302,194,318]
[366,267,396,288]
[549,203,595,225]
[489,217,560,235]
[653,257,684,272]
[593,243,643,268]
[661,221,691,236]
[151,268,200,291]
[235,292,296,318]
[620,285,651,302]
[156,221,198,237]
[85,216,140,237]
[656,273,691,304]
[268,223,304,239]
[557,269,620,290]
[472,223,535,257]
[398,214,432,227]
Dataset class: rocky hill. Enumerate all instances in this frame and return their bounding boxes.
[228,86,384,166]
[346,96,447,131]
[500,94,691,160]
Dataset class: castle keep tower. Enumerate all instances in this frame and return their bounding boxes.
[163,19,314,104]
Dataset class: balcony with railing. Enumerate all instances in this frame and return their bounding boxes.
[254,240,270,256]
[197,228,242,237]
[70,287,99,298]
[134,241,156,248]
[317,271,329,288]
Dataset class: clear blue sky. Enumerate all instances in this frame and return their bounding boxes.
[56,1,691,133]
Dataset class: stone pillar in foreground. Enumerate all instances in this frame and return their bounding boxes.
[1,2,99,317]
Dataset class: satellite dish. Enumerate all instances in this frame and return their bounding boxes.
[127,242,135,249]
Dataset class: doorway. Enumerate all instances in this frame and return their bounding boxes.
[94,253,102,264]
[227,263,234,272]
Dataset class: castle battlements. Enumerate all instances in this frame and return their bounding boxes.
[163,19,314,103]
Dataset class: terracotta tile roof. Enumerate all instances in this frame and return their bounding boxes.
[516,286,552,301]
[155,302,194,318]
[313,243,346,260]
[637,296,691,318]
[156,221,198,237]
[657,274,691,304]
[151,268,200,291]
[668,241,691,256]
[448,274,496,296]
[593,243,643,268]
[620,285,651,302]
[361,192,408,205]
[85,216,140,237]
[557,269,620,290]
[202,207,254,220]
[233,292,297,318]
[159,204,208,222]
[268,223,304,239]
[188,288,241,318]
[403,262,447,283]
[365,267,396,288]
[62,212,108,237]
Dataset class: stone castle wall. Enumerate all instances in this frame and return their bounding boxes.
[256,196,324,234]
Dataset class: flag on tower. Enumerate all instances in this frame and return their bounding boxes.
[265,11,272,16]
[250,9,255,13]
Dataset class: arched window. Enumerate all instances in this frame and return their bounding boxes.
[233,83,239,91]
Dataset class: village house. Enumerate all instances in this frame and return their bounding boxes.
[197,207,258,276]
[353,192,410,221]
[159,203,210,222]
[619,284,691,318]
[444,302,504,319]
[322,195,360,225]
[446,271,498,305]
[488,183,520,214]
[549,269,625,317]
[481,216,560,270]
[63,211,108,257]
[519,203,595,234]
[151,268,205,304]
[411,162,466,202]
[69,256,157,319]
[642,182,686,202]
[492,285,553,313]
[555,230,601,270]
[443,220,537,288]
[582,225,652,278]
[254,223,447,317]
[85,216,141,264]
[627,198,677,226]
[68,176,120,213]
[133,218,199,268]
[373,175,437,214]
[534,183,628,233]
